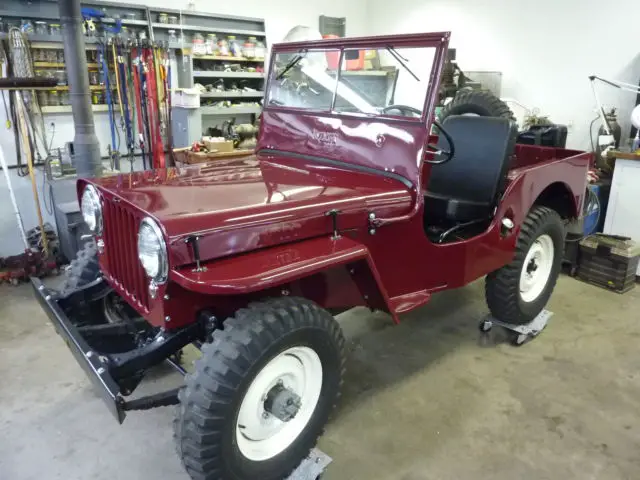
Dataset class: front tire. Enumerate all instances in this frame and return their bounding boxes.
[174,297,345,480]
[485,206,564,325]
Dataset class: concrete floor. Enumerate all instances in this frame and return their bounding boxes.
[2,275,640,480]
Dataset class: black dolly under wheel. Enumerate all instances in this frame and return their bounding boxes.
[485,206,565,325]
[174,297,346,480]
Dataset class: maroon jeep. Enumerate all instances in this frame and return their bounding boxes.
[32,32,590,480]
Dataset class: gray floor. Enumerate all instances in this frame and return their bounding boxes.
[2,275,640,480]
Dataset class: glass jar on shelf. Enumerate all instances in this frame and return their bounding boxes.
[37,90,49,107]
[59,91,70,106]
[57,50,65,63]
[192,33,205,56]
[45,49,58,63]
[206,34,218,55]
[88,70,99,86]
[49,23,61,36]
[242,36,256,58]
[34,21,47,36]
[168,15,178,25]
[158,13,169,24]
[255,40,266,59]
[20,19,34,34]
[228,36,242,57]
[32,49,45,62]
[54,70,66,86]
[48,90,60,107]
[91,92,100,105]
[167,29,177,43]
[218,37,229,56]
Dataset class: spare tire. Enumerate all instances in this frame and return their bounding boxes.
[439,90,515,122]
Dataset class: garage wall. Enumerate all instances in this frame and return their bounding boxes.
[366,0,640,150]
[0,0,369,258]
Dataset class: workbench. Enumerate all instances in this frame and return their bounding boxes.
[603,150,640,275]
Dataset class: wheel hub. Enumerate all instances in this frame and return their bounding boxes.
[263,380,302,422]
[519,234,555,303]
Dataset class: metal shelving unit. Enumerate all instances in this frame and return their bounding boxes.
[1,0,266,150]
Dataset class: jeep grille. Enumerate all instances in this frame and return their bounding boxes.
[102,199,150,311]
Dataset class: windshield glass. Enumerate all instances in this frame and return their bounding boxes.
[267,45,437,119]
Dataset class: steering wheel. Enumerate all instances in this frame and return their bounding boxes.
[426,120,455,164]
[382,104,422,117]
[381,105,455,164]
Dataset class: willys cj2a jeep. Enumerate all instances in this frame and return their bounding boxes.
[32,32,590,480]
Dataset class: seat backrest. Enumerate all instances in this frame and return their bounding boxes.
[426,115,516,206]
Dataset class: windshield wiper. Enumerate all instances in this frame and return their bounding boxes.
[387,47,420,82]
[276,50,307,80]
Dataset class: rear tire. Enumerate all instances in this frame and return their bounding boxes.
[174,297,345,480]
[485,206,564,325]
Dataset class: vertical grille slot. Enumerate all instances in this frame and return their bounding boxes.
[101,198,150,311]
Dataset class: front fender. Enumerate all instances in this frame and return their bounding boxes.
[170,235,396,320]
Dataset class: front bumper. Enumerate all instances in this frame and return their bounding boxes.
[31,277,126,423]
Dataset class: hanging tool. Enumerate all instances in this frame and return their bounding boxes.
[15,92,48,256]
[114,38,135,171]
[99,39,120,170]
[131,47,147,169]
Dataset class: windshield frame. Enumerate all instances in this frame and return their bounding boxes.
[265,32,450,125]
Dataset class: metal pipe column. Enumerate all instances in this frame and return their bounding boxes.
[59,0,102,178]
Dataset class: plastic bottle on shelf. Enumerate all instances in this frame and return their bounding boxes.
[192,33,206,56]
[206,34,218,55]
[229,36,242,57]
[255,40,266,59]
[218,37,230,56]
[20,19,34,34]
[35,21,48,36]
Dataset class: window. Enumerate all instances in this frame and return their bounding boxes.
[267,45,437,119]
[267,49,339,112]
[335,46,436,118]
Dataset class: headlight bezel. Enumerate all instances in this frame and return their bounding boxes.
[137,217,169,284]
[80,184,103,234]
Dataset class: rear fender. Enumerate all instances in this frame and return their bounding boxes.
[170,236,398,322]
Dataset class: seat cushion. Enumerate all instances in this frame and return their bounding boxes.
[425,115,516,223]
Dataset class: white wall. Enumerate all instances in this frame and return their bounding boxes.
[366,0,640,150]
[0,0,368,257]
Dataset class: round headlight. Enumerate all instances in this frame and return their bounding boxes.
[137,217,168,283]
[81,185,102,233]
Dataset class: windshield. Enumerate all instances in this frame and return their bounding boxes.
[267,45,437,119]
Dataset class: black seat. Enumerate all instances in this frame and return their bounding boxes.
[425,115,516,223]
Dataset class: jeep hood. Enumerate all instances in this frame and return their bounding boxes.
[84,154,412,267]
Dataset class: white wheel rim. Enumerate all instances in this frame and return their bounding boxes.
[519,234,554,303]
[235,346,323,461]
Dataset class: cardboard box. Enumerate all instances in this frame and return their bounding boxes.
[203,139,234,153]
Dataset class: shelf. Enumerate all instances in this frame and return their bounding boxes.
[152,23,265,37]
[193,71,264,79]
[200,91,264,98]
[30,41,98,50]
[200,106,261,115]
[42,105,110,114]
[194,55,265,63]
[34,62,100,69]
